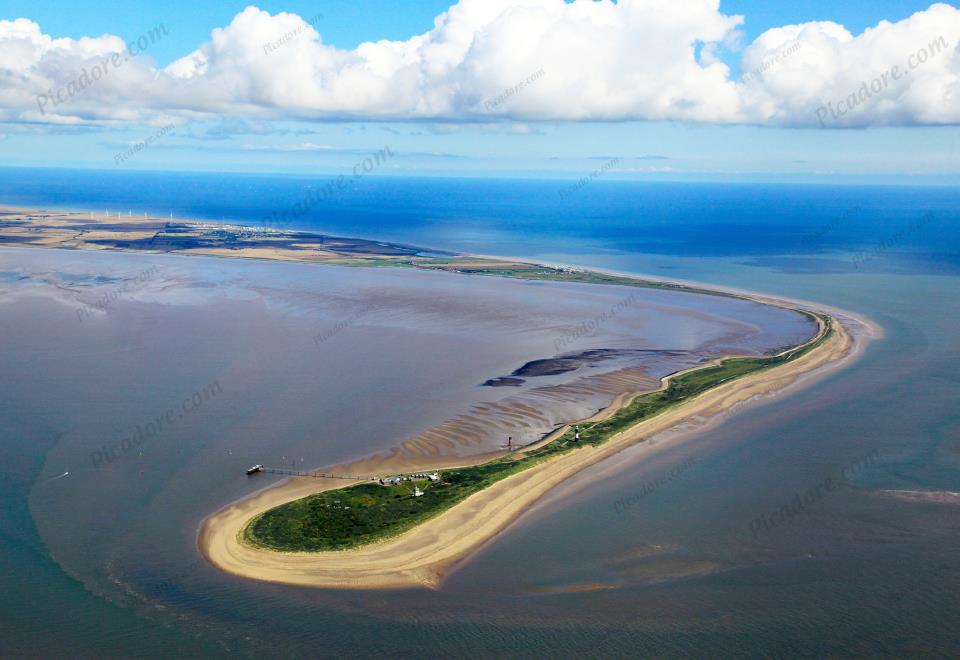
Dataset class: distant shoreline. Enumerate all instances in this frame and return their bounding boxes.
[0,204,775,299]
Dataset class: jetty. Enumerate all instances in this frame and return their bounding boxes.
[248,466,377,481]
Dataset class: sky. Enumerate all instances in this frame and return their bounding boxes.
[0,0,958,181]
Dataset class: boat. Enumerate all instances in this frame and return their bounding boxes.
[246,464,264,475]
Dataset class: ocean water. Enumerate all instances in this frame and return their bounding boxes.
[2,166,959,269]
[1,168,959,658]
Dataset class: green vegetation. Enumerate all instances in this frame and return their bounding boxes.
[244,312,832,552]
[428,264,741,299]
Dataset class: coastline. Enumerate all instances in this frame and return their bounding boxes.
[200,301,875,591]
[1,204,880,590]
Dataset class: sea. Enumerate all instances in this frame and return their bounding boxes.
[1,167,959,658]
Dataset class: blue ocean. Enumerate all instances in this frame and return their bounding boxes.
[2,166,958,269]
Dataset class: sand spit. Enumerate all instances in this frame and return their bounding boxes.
[200,298,876,590]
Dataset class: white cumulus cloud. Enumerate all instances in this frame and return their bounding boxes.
[0,1,957,128]
[740,3,960,126]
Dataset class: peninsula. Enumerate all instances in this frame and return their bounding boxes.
[0,206,877,590]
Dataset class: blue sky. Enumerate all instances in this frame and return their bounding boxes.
[0,0,957,181]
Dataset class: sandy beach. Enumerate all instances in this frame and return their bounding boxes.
[199,296,877,590]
